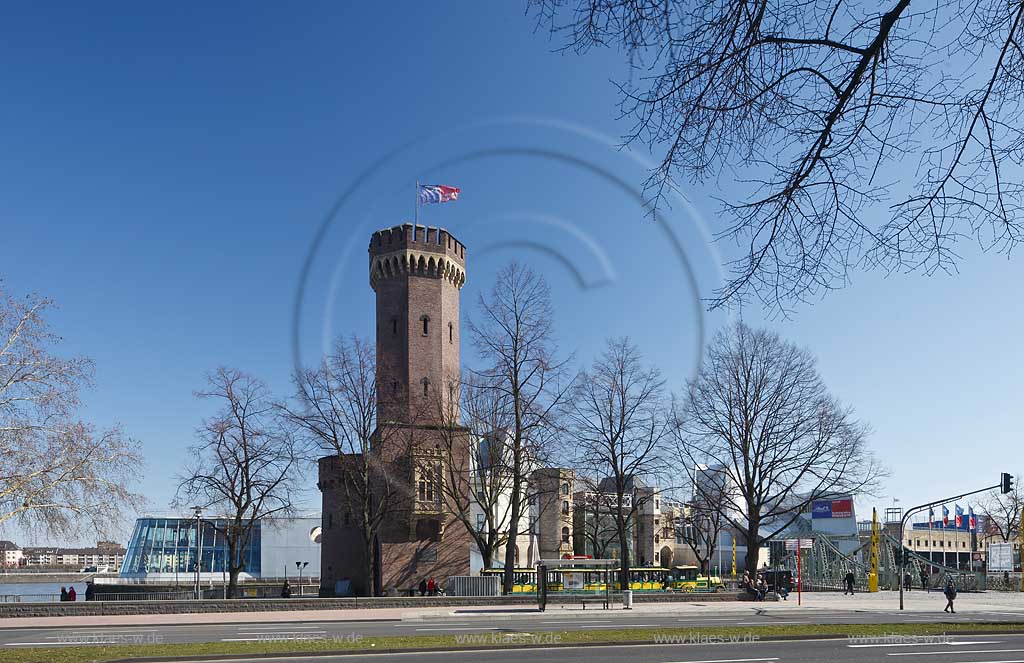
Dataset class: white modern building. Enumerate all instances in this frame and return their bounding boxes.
[119,513,322,581]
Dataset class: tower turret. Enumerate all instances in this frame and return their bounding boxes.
[369,224,466,425]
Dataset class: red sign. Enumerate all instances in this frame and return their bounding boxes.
[831,498,853,518]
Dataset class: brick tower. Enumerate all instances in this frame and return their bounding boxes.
[319,224,473,596]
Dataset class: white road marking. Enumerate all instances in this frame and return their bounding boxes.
[236,630,326,634]
[221,636,326,642]
[735,621,804,626]
[850,641,1001,648]
[660,658,780,663]
[580,624,649,628]
[7,641,125,646]
[889,649,1024,657]
[541,620,613,624]
[414,627,499,631]
[679,618,742,622]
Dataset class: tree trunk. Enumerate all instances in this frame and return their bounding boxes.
[502,470,523,594]
[744,520,760,574]
[617,495,630,591]
[363,536,375,597]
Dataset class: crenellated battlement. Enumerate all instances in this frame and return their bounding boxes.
[370,224,466,263]
[369,224,466,289]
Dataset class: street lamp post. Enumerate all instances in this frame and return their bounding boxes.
[192,506,203,600]
[296,561,309,597]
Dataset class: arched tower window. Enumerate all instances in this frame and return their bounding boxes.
[561,483,569,495]
[418,467,435,502]
[561,527,570,544]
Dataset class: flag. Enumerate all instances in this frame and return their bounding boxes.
[968,506,976,530]
[928,507,935,526]
[418,184,460,205]
[954,504,964,528]
[942,505,949,526]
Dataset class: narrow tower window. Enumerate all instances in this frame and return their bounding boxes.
[392,318,398,335]
[448,321,453,344]
[422,378,430,396]
[421,315,430,336]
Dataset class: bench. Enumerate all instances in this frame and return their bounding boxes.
[540,591,624,610]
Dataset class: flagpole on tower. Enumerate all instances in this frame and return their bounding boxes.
[415,180,420,225]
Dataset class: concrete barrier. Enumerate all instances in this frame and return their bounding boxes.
[0,591,759,619]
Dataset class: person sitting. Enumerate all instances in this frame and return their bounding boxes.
[777,577,790,600]
[756,576,767,601]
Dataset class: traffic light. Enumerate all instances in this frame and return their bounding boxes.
[1002,472,1014,494]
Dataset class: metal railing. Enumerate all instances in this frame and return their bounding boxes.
[0,594,61,603]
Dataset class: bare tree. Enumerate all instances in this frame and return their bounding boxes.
[469,262,570,592]
[431,373,520,571]
[568,337,670,586]
[177,367,299,597]
[532,0,1024,313]
[0,284,142,539]
[981,474,1023,542]
[281,336,404,596]
[572,472,622,559]
[675,321,883,571]
[683,469,728,575]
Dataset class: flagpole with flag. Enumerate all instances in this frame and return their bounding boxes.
[415,180,419,225]
[928,507,934,571]
[415,183,461,224]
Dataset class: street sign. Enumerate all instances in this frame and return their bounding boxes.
[785,538,813,551]
[989,542,1014,571]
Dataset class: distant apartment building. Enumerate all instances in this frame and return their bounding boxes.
[0,541,22,567]
[21,541,126,570]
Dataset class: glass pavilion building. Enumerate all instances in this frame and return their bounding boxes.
[119,514,321,581]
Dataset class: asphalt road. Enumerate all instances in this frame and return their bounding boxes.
[110,633,1024,663]
[2,605,1024,649]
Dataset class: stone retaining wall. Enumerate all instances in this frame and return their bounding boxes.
[0,592,755,619]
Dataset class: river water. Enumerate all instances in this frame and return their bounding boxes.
[0,582,78,602]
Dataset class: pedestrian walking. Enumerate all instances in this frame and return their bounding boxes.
[280,581,291,598]
[418,578,427,596]
[67,586,77,602]
[920,568,929,592]
[85,581,95,602]
[844,569,855,595]
[426,577,436,596]
[59,587,68,602]
[943,579,957,614]
[904,571,913,592]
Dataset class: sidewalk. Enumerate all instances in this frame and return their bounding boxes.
[0,591,1021,629]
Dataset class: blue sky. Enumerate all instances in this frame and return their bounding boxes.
[2,2,1020,545]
